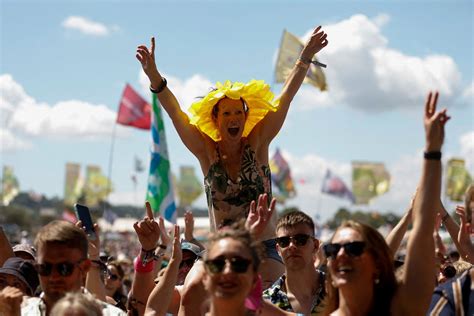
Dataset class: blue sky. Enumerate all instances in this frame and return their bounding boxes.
[1,0,473,221]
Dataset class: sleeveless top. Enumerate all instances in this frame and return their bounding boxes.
[204,142,272,231]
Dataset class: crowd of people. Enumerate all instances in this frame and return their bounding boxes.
[1,24,473,315]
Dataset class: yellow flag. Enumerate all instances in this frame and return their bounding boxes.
[274,29,327,91]
[446,158,472,202]
[352,162,390,205]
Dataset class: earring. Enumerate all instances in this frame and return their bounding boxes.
[374,277,380,284]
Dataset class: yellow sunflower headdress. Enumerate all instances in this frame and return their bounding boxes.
[188,79,278,141]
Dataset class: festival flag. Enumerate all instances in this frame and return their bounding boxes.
[84,165,113,207]
[352,162,390,205]
[270,148,296,202]
[177,166,203,207]
[274,29,327,91]
[321,169,355,203]
[1,166,20,206]
[446,158,472,202]
[146,94,177,222]
[116,83,151,130]
[64,162,82,206]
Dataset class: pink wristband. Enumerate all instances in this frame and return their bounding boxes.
[133,255,155,273]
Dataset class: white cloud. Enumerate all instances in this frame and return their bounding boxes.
[62,16,112,36]
[460,131,474,172]
[0,128,32,152]
[462,81,473,103]
[0,74,130,145]
[295,14,462,112]
[139,71,213,114]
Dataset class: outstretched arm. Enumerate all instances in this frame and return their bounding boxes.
[136,38,207,161]
[145,225,181,316]
[385,192,414,257]
[254,26,328,145]
[397,91,450,315]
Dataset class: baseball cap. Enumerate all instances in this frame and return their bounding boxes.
[0,257,39,296]
[12,244,36,260]
[181,242,203,257]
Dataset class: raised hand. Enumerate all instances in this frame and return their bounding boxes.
[76,220,101,260]
[170,225,182,265]
[133,201,160,251]
[184,210,195,241]
[456,206,472,248]
[246,193,276,240]
[424,91,450,152]
[0,286,22,316]
[300,26,329,61]
[158,216,171,247]
[136,37,160,82]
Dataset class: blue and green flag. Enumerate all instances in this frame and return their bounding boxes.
[146,94,176,222]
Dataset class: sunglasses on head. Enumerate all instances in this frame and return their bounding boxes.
[204,256,252,274]
[323,241,366,259]
[275,234,313,248]
[34,259,85,277]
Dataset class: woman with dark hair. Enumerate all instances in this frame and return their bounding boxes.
[137,26,328,284]
[105,261,127,311]
[322,91,450,315]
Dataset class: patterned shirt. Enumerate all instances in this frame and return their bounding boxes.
[262,269,326,315]
[21,288,126,316]
[204,141,272,231]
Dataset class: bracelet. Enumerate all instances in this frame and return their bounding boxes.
[441,213,449,222]
[424,151,442,160]
[295,59,310,70]
[134,255,156,273]
[150,77,167,94]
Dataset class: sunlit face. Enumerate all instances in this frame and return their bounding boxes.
[327,228,377,289]
[214,98,247,141]
[37,244,89,304]
[105,265,122,295]
[203,238,256,302]
[0,273,29,295]
[276,223,318,271]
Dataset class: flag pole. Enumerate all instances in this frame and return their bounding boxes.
[105,121,117,212]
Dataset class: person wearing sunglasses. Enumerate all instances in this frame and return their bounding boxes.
[201,226,261,316]
[322,91,450,316]
[177,241,202,286]
[104,261,127,311]
[20,220,126,316]
[263,211,326,315]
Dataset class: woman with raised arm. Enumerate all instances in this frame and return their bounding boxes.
[321,91,450,316]
[137,26,328,284]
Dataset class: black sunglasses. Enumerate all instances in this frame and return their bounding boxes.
[107,270,120,281]
[204,256,252,274]
[34,259,85,277]
[276,234,313,248]
[323,241,366,259]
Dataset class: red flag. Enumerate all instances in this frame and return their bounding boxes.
[116,84,151,130]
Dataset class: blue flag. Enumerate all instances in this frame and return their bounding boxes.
[146,94,177,222]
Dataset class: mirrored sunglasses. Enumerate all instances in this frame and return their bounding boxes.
[34,259,84,277]
[323,241,366,259]
[204,256,252,274]
[275,234,313,248]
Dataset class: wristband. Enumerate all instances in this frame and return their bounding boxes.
[298,57,327,68]
[150,77,167,94]
[134,255,156,273]
[424,151,442,160]
[295,59,310,70]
